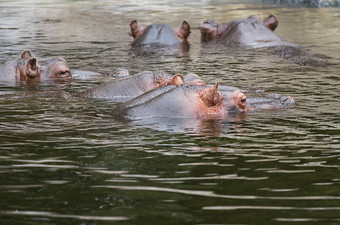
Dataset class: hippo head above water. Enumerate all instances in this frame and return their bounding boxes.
[20,50,71,79]
[129,20,191,46]
[200,15,282,47]
[40,57,71,79]
[199,15,327,66]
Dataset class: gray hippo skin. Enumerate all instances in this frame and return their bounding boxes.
[76,71,186,99]
[200,15,326,66]
[129,20,191,46]
[0,51,41,83]
[111,83,248,119]
[247,93,295,111]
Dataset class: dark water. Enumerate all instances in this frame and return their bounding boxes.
[1,1,340,224]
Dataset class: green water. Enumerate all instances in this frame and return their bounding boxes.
[0,0,339,224]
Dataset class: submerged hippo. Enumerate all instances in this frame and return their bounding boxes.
[111,83,248,119]
[76,71,187,99]
[247,93,295,111]
[0,51,41,83]
[200,15,326,66]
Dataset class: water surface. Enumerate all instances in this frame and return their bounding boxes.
[0,0,340,224]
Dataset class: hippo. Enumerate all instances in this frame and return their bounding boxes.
[200,15,326,66]
[0,50,72,84]
[111,83,248,119]
[0,51,41,83]
[129,20,191,46]
[39,57,71,79]
[76,71,187,99]
[19,51,71,79]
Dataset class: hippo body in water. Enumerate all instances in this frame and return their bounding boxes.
[111,83,248,119]
[200,15,326,66]
[111,83,295,119]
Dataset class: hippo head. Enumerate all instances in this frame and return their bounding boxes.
[20,51,71,79]
[129,20,191,46]
[200,15,279,42]
[42,57,71,79]
[227,89,248,112]
[196,83,248,118]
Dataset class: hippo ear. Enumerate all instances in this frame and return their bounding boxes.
[129,20,139,38]
[171,74,184,85]
[201,82,220,107]
[27,58,37,70]
[200,22,218,41]
[180,21,191,39]
[21,50,33,59]
[26,58,40,78]
[264,15,278,31]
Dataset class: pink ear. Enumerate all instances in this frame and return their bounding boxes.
[27,58,37,70]
[21,50,33,59]
[264,15,278,31]
[171,74,184,85]
[26,58,40,78]
[180,21,191,39]
[201,82,219,107]
[129,20,139,38]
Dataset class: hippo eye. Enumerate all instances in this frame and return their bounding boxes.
[59,71,70,76]
[241,99,246,103]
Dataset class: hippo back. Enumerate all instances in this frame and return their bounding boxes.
[77,71,173,99]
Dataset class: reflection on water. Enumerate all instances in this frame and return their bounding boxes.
[1,0,340,225]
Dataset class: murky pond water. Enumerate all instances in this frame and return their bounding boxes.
[1,0,340,224]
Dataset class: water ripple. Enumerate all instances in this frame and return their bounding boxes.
[91,185,340,200]
[203,206,340,211]
[0,210,130,221]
